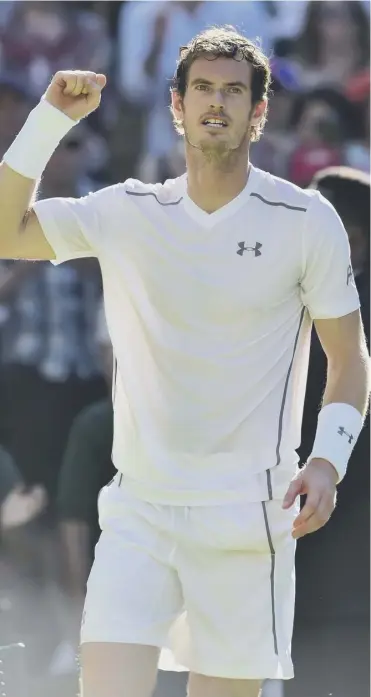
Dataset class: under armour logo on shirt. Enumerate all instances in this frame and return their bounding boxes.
[338,426,354,444]
[237,241,262,257]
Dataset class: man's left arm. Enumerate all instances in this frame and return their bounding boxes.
[285,311,370,538]
[284,192,370,538]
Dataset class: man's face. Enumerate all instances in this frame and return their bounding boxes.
[172,56,265,162]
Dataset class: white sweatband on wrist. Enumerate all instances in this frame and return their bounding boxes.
[3,99,77,180]
[309,402,363,483]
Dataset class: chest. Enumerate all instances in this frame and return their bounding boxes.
[106,201,303,321]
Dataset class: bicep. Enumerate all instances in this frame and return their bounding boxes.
[1,208,56,261]
[18,208,56,260]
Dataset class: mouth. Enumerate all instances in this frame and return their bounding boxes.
[201,117,228,129]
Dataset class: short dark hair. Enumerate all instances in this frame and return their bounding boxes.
[171,26,271,142]
[310,166,370,237]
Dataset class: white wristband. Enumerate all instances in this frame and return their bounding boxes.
[309,402,363,483]
[3,99,77,180]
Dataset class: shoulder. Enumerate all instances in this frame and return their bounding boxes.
[78,176,183,217]
[250,167,321,214]
[122,176,185,207]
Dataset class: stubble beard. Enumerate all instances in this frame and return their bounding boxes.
[183,123,251,172]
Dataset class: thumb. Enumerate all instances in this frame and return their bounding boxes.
[95,73,107,89]
[282,476,303,509]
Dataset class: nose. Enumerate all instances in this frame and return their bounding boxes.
[210,90,225,110]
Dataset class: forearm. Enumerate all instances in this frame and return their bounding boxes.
[0,96,74,239]
[323,351,370,417]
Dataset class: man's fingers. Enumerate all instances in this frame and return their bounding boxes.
[95,73,107,89]
[55,71,105,97]
[282,477,303,509]
[293,493,320,528]
[292,494,334,539]
[69,74,85,97]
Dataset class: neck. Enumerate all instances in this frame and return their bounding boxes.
[185,146,250,214]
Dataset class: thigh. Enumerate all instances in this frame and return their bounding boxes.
[81,480,183,647]
[173,500,296,681]
[80,642,159,697]
[188,673,261,697]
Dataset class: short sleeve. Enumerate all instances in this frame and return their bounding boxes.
[300,192,360,320]
[33,183,124,265]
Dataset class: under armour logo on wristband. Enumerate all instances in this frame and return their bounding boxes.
[237,241,262,257]
[338,426,354,444]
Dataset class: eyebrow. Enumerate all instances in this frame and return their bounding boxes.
[190,78,248,90]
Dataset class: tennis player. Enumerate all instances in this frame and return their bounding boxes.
[0,26,369,697]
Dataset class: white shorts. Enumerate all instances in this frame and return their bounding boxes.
[81,475,297,680]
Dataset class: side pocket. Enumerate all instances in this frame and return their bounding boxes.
[97,475,116,520]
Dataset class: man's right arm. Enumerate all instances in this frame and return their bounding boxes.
[0,70,106,262]
[0,163,55,260]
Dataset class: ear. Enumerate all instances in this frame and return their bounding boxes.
[171,89,184,122]
[251,99,267,127]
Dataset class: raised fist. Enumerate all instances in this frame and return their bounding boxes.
[43,70,107,121]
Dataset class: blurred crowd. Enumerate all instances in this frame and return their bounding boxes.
[0,2,369,697]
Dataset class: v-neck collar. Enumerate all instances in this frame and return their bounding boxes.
[180,165,257,229]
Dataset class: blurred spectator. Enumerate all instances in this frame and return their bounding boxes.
[287,88,356,187]
[58,298,113,588]
[0,76,36,448]
[42,121,109,197]
[0,127,107,504]
[0,446,46,531]
[0,75,35,156]
[52,299,113,675]
[291,1,370,93]
[290,166,370,697]
[345,97,370,173]
[0,1,111,98]
[251,75,296,178]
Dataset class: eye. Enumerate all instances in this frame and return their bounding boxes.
[228,86,242,94]
[195,84,210,91]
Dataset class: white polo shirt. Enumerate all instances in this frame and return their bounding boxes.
[33,166,360,504]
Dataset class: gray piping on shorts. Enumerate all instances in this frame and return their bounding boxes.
[266,307,306,500]
[262,501,278,656]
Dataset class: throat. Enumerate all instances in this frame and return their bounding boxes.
[186,165,251,214]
